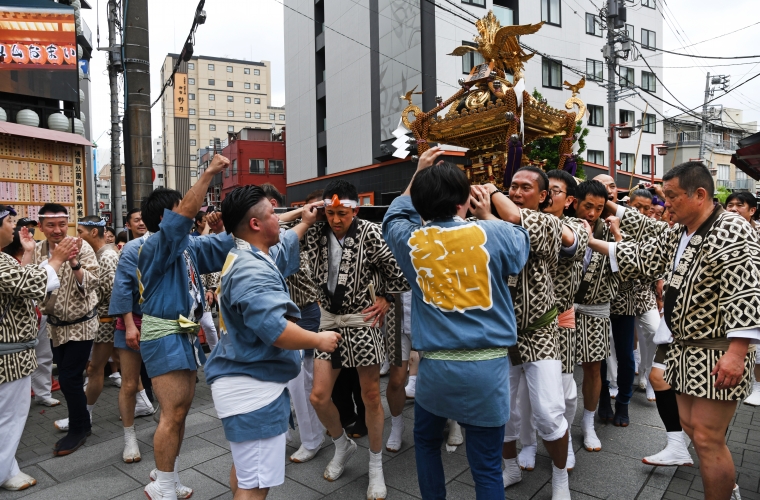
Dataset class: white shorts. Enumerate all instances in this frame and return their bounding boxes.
[229,432,286,490]
[401,331,412,362]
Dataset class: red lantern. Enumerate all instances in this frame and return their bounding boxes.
[0,44,11,63]
[62,46,76,65]
[45,44,63,65]
[28,44,47,65]
[10,44,29,64]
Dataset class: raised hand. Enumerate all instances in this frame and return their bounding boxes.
[207,211,224,233]
[207,154,231,175]
[19,226,36,253]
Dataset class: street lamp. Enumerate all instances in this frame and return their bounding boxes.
[649,143,668,183]
[609,122,633,177]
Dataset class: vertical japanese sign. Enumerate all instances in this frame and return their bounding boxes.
[74,146,86,221]
[174,73,188,118]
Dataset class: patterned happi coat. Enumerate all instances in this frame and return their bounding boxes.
[508,209,563,365]
[616,207,760,400]
[95,245,119,343]
[0,254,48,384]
[554,216,589,373]
[34,239,99,347]
[302,218,409,368]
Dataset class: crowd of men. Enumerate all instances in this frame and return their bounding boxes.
[0,147,758,500]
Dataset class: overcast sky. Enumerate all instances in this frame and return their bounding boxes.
[78,0,760,169]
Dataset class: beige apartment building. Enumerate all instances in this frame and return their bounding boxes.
[159,54,286,191]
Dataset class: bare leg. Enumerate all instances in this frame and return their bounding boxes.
[408,351,419,376]
[543,431,569,469]
[110,349,121,375]
[356,365,384,453]
[117,348,143,427]
[310,360,343,439]
[386,361,409,417]
[648,367,670,391]
[151,369,196,471]
[582,361,602,411]
[85,342,114,406]
[677,394,737,499]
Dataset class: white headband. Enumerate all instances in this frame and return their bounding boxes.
[324,198,358,209]
[38,212,69,219]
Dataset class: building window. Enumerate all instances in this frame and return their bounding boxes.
[209,94,215,101]
[244,68,250,75]
[225,167,229,177]
[188,63,194,70]
[642,154,652,175]
[586,13,601,36]
[625,24,634,41]
[254,98,261,104]
[269,113,275,120]
[227,81,233,87]
[190,139,196,146]
[619,66,634,88]
[100,193,109,200]
[542,57,562,89]
[642,0,655,8]
[228,111,234,117]
[619,152,635,172]
[208,64,214,70]
[717,164,730,181]
[189,124,196,130]
[227,95,234,102]
[588,105,604,127]
[358,192,374,206]
[208,79,215,85]
[620,109,635,125]
[642,71,656,92]
[226,66,233,73]
[587,150,605,165]
[250,159,265,174]
[188,93,195,100]
[245,83,251,89]
[189,108,196,115]
[228,125,234,132]
[188,78,195,85]
[190,170,197,177]
[209,109,215,116]
[643,113,656,133]
[255,112,261,119]
[244,97,251,103]
[254,83,260,90]
[461,41,484,74]
[232,159,237,175]
[190,155,197,161]
[461,0,485,6]
[279,114,285,120]
[269,160,284,174]
[586,59,603,81]
[642,29,656,50]
[254,69,260,75]
[209,124,216,131]
[541,0,561,26]
[245,112,251,118]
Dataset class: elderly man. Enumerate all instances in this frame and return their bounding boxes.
[589,162,760,500]
[0,207,74,491]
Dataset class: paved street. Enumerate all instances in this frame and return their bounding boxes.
[2,368,758,500]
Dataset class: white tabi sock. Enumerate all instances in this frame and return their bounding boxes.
[502,457,522,487]
[173,457,180,485]
[552,464,571,499]
[155,470,175,498]
[386,414,404,452]
[86,404,94,416]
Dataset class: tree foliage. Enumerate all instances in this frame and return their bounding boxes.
[715,185,731,204]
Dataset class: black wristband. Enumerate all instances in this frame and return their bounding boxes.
[70,261,82,271]
[489,189,502,201]
[489,190,503,219]
[384,294,395,303]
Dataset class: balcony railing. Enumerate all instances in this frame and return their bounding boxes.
[664,130,743,151]
[717,179,756,190]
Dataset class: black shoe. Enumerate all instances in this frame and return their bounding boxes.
[598,388,614,423]
[346,422,368,439]
[53,430,91,451]
[613,401,629,427]
[53,431,90,456]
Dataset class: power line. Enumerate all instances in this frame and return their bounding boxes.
[630,40,760,59]
[674,20,760,50]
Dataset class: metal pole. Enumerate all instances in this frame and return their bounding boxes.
[107,0,123,233]
[606,0,617,178]
[698,72,711,162]
[123,0,153,210]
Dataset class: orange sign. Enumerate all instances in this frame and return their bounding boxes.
[174,73,188,118]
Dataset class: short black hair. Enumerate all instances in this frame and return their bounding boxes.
[141,187,183,233]
[323,179,359,203]
[221,185,267,235]
[547,169,577,198]
[514,166,551,211]
[105,226,116,237]
[305,189,324,204]
[39,203,68,216]
[575,180,609,203]
[126,208,141,224]
[662,161,715,199]
[115,231,129,245]
[261,183,285,207]
[726,191,757,208]
[411,162,470,221]
[630,189,653,202]
[79,215,105,237]
[195,211,207,224]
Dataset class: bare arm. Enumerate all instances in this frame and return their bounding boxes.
[273,321,342,352]
[278,207,305,223]
[124,312,141,350]
[489,191,521,225]
[176,155,230,220]
[403,147,446,196]
[561,224,576,247]
[286,201,321,240]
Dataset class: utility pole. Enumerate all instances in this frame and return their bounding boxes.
[123,0,153,212]
[107,0,123,233]
[698,72,711,162]
[603,0,628,178]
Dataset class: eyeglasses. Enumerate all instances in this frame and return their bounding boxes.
[550,188,566,196]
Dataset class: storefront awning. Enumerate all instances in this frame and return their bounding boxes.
[0,120,92,147]
[732,131,760,181]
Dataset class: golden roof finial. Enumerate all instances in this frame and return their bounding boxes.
[563,77,586,97]
[400,85,423,105]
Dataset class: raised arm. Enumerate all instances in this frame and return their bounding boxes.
[176,155,230,220]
